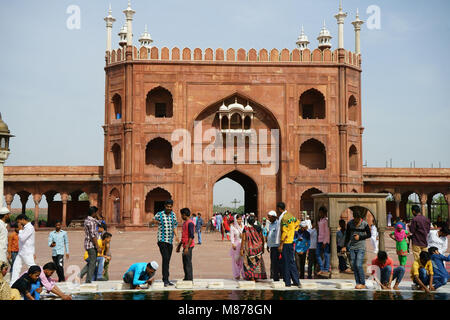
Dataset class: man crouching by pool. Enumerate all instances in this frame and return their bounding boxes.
[123,261,159,289]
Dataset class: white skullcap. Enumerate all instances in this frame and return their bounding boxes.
[150,261,159,271]
[268,210,277,217]
[0,207,10,215]
[300,221,308,227]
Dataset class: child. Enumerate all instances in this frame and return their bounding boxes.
[428,246,450,289]
[294,221,310,279]
[11,265,42,300]
[410,251,434,293]
[371,251,405,290]
[307,222,318,279]
[7,223,19,275]
[102,232,113,280]
[176,208,195,281]
[389,223,409,267]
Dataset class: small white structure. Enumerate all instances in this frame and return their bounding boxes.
[317,20,332,50]
[296,25,310,50]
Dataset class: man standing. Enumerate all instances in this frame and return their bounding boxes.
[341,212,371,289]
[48,221,69,282]
[195,213,204,245]
[176,208,195,281]
[316,207,330,276]
[11,214,36,284]
[83,206,101,284]
[276,202,300,287]
[387,212,392,227]
[152,199,179,287]
[266,210,282,281]
[0,208,10,264]
[409,205,431,261]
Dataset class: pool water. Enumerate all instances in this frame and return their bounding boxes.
[69,290,450,300]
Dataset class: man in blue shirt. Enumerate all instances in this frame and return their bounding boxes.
[266,210,282,281]
[123,261,159,289]
[428,246,450,289]
[195,213,204,245]
[48,221,69,282]
[294,221,310,279]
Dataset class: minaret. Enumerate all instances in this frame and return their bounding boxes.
[104,4,116,52]
[351,9,364,54]
[118,24,128,47]
[296,25,310,50]
[317,20,332,50]
[138,24,153,48]
[123,0,135,46]
[334,0,347,49]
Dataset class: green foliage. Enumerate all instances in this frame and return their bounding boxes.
[213,205,245,214]
[9,209,47,223]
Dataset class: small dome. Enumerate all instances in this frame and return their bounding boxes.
[228,97,245,112]
[244,102,253,112]
[219,102,228,111]
[0,113,12,136]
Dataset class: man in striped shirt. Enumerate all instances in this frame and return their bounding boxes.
[83,206,101,284]
[152,199,179,287]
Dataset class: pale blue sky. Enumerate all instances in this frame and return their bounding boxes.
[1,0,449,208]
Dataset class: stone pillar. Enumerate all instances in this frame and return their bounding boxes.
[427,198,433,222]
[20,194,27,214]
[33,194,42,229]
[329,226,339,278]
[378,225,386,252]
[5,193,13,212]
[420,194,428,218]
[61,192,68,228]
[394,193,401,218]
[445,193,450,226]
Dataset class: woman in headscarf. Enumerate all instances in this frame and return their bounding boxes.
[229,214,245,280]
[240,215,267,281]
[389,223,409,267]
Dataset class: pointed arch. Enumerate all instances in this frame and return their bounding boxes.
[299,88,325,119]
[299,138,326,170]
[146,86,173,118]
[145,137,173,168]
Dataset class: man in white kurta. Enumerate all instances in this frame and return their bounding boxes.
[10,214,36,284]
[0,208,10,263]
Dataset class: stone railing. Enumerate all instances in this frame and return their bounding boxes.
[106,46,361,68]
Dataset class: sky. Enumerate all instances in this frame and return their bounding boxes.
[1,0,449,208]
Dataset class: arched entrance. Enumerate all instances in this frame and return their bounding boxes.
[109,188,121,224]
[214,170,258,215]
[145,187,172,216]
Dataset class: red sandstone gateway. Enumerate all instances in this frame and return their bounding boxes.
[2,3,449,230]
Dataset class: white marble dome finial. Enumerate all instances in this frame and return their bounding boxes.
[317,20,332,50]
[139,24,153,48]
[296,24,310,50]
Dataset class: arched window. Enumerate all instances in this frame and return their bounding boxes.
[348,95,357,122]
[146,87,173,118]
[349,145,359,171]
[111,143,121,170]
[299,89,325,119]
[145,187,172,214]
[221,116,229,130]
[244,116,251,130]
[145,138,173,168]
[112,94,122,120]
[230,113,242,130]
[299,139,326,169]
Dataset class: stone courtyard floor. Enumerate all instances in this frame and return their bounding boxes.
[5,228,449,299]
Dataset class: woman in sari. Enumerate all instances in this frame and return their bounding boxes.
[240,215,267,281]
[230,214,245,280]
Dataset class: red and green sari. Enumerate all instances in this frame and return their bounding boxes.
[242,226,267,280]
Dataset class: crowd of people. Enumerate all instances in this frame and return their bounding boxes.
[0,201,448,299]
